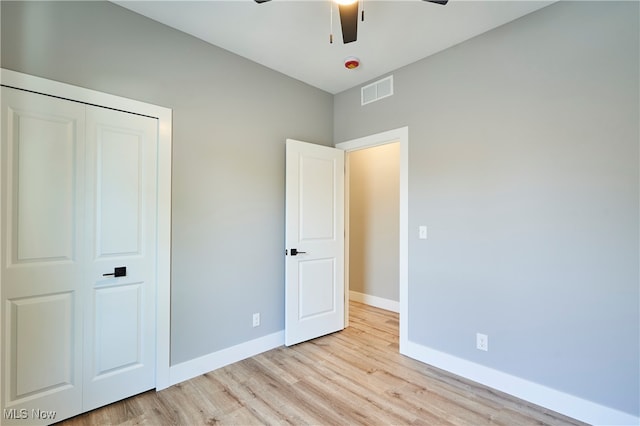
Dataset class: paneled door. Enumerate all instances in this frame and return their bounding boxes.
[82,106,157,411]
[284,139,345,346]
[1,86,86,424]
[1,87,158,424]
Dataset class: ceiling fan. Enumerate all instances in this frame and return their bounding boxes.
[255,0,449,44]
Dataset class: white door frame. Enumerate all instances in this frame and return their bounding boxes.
[335,126,408,351]
[0,69,173,390]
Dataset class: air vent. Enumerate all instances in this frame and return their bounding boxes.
[361,75,393,106]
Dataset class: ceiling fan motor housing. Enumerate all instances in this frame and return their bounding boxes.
[255,0,447,47]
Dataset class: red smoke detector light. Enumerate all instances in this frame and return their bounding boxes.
[344,57,360,70]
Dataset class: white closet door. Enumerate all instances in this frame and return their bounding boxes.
[1,87,159,424]
[1,87,85,423]
[82,106,157,411]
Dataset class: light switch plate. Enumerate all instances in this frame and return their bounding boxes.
[419,226,427,239]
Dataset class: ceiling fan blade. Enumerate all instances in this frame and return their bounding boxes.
[338,2,359,44]
[423,0,448,4]
[255,0,271,3]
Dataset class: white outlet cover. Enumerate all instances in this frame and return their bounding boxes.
[476,333,488,351]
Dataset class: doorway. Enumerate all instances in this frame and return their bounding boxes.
[336,127,408,348]
[347,142,400,312]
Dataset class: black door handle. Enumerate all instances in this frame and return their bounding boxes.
[290,248,307,256]
[103,267,127,277]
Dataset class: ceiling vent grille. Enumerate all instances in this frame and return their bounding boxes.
[361,75,393,106]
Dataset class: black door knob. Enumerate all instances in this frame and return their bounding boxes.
[103,266,127,277]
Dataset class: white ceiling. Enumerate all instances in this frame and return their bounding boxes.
[113,0,554,94]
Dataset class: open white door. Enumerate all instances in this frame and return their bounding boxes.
[285,139,345,346]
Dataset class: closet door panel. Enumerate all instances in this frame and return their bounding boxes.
[83,106,157,412]
[1,87,85,424]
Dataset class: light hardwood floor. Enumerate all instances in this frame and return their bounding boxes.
[60,302,586,425]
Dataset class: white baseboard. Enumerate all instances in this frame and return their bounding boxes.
[165,318,638,426]
[350,290,399,313]
[169,331,284,386]
[402,340,639,426]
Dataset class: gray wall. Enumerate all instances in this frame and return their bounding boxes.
[348,143,400,301]
[335,1,639,417]
[0,0,333,365]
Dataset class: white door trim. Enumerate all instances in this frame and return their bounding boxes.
[0,68,173,390]
[335,126,408,352]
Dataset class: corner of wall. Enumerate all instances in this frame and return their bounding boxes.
[169,331,284,387]
[401,340,640,426]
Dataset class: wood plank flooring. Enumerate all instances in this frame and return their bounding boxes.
[59,302,586,425]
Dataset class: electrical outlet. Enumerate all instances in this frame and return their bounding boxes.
[252,313,260,327]
[476,333,488,351]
